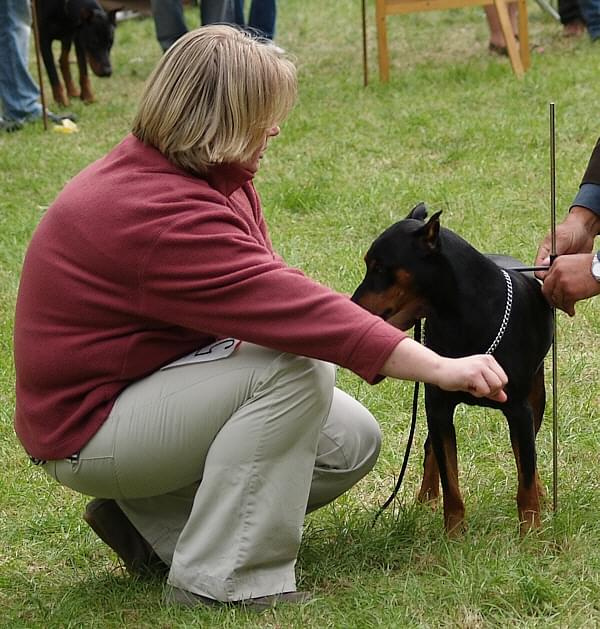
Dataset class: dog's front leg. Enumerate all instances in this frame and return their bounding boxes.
[425,391,464,536]
[417,434,440,505]
[60,38,79,99]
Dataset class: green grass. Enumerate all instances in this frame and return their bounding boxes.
[1,1,599,626]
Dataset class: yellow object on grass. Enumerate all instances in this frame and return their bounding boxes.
[53,119,79,134]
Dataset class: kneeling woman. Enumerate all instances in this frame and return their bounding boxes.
[13,25,507,608]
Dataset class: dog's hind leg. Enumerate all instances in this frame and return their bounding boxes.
[417,435,440,505]
[425,393,464,536]
[60,39,80,99]
[528,365,547,500]
[505,402,541,535]
[39,35,69,107]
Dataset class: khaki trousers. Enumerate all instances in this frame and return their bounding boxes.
[44,343,381,601]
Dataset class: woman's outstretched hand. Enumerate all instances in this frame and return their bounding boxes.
[381,339,508,402]
[432,354,508,402]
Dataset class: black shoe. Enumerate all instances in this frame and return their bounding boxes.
[165,585,313,611]
[0,118,23,132]
[83,498,168,577]
[45,109,78,124]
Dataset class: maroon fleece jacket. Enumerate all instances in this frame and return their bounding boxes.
[14,135,406,460]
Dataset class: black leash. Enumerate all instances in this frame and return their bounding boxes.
[506,265,550,273]
[372,319,422,525]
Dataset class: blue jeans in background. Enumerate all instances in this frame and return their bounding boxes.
[0,0,43,121]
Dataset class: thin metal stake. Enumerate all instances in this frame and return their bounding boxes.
[31,0,48,130]
[549,102,558,513]
[361,0,368,86]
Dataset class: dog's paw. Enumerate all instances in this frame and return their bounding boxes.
[445,513,467,537]
[52,85,70,108]
[66,85,81,98]
[519,510,541,536]
[416,487,440,508]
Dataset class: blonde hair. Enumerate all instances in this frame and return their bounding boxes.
[132,25,297,174]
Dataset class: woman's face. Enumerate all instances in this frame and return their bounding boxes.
[241,125,280,174]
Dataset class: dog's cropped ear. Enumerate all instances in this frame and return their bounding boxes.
[79,7,94,22]
[418,210,442,252]
[405,202,428,221]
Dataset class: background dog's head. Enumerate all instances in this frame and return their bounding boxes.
[77,7,116,77]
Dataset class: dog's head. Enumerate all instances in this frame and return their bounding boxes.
[78,7,115,77]
[351,202,443,330]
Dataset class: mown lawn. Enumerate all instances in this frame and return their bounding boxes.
[1,1,599,626]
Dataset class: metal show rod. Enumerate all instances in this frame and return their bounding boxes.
[550,102,559,514]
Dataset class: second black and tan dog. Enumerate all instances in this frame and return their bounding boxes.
[38,0,115,106]
[352,203,553,535]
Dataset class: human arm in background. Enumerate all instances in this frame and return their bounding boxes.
[535,138,600,314]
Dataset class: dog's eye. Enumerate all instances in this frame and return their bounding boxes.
[372,263,385,275]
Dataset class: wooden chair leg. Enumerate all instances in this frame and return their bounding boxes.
[494,0,524,77]
[370,0,529,82]
[517,0,530,70]
[376,0,390,82]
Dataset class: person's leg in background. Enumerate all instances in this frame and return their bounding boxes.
[248,0,277,39]
[200,0,237,25]
[578,0,600,39]
[0,0,43,124]
[150,0,237,52]
[150,0,187,51]
[234,0,277,39]
[233,0,245,24]
[13,0,32,67]
[484,2,519,54]
[558,0,587,36]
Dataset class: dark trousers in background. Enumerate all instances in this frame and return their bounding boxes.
[235,0,276,39]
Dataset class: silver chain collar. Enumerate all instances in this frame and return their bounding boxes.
[485,269,513,355]
[423,269,513,354]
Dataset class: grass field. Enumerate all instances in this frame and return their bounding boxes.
[1,1,599,626]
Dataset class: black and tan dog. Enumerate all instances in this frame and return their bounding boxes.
[38,0,115,106]
[352,203,553,535]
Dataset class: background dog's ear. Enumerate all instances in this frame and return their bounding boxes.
[406,202,428,221]
[418,210,442,252]
[79,7,94,22]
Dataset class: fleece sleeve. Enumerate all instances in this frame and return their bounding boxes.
[570,137,600,217]
[139,207,407,384]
